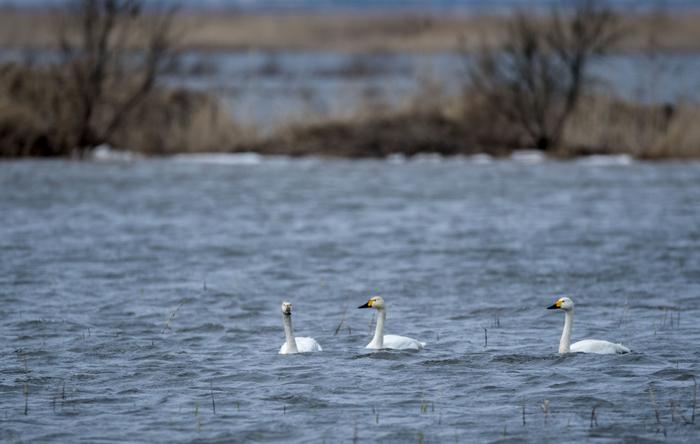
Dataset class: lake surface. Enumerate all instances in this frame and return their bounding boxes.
[1,155,700,442]
[169,51,700,130]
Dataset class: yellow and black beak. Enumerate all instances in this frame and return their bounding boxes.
[358,300,373,309]
[547,300,562,310]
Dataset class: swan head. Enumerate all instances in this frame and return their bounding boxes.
[281,301,293,316]
[547,297,574,312]
[358,296,385,310]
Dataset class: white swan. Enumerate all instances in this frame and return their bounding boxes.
[547,297,630,354]
[358,296,425,350]
[279,302,322,354]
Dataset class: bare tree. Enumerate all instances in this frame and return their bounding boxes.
[469,0,620,151]
[54,0,179,154]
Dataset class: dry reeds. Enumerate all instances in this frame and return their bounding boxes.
[562,95,700,158]
[541,399,550,425]
[238,85,700,159]
[0,0,254,157]
[3,7,700,53]
[3,4,700,159]
[162,300,185,334]
[0,62,248,157]
[648,383,667,436]
[210,382,216,414]
[4,55,699,159]
[111,87,250,155]
[590,403,600,428]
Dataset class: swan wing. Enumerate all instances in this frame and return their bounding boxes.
[383,334,425,351]
[570,339,630,354]
[295,337,323,353]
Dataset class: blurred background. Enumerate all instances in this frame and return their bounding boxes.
[0,0,699,158]
[2,3,700,443]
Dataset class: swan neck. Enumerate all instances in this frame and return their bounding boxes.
[371,309,386,348]
[560,310,573,354]
[283,314,298,353]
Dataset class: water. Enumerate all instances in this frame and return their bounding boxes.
[169,50,700,129]
[1,155,700,442]
[4,49,700,131]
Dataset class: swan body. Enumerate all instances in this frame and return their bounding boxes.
[569,339,630,354]
[279,336,322,354]
[358,296,425,351]
[370,334,425,351]
[547,297,630,355]
[279,302,322,355]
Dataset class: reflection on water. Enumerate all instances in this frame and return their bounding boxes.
[1,157,700,442]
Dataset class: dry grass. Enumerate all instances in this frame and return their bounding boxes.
[180,10,700,54]
[238,91,520,158]
[237,89,700,159]
[0,63,71,156]
[2,8,700,53]
[2,3,700,159]
[111,88,252,155]
[3,58,699,159]
[241,112,481,158]
[562,95,700,159]
[177,12,506,53]
[0,62,249,157]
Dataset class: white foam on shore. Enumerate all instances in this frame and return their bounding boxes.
[170,152,266,165]
[91,144,142,162]
[510,150,547,164]
[410,153,445,163]
[466,153,494,164]
[575,154,635,166]
[99,150,639,166]
[385,153,495,164]
[386,153,408,164]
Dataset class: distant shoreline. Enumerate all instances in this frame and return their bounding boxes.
[2,10,700,53]
[2,6,700,160]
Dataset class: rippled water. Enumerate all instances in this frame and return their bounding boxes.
[1,155,700,442]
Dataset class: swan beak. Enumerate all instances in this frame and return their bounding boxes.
[358,300,373,309]
[547,300,562,310]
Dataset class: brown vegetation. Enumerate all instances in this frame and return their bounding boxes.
[235,91,700,159]
[53,0,181,152]
[562,96,700,159]
[0,0,246,157]
[2,7,700,53]
[469,0,620,151]
[0,62,242,157]
[232,1,699,159]
[3,54,699,159]
[242,110,511,158]
[1,1,700,159]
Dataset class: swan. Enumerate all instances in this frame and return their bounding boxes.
[547,297,630,354]
[279,302,322,354]
[358,296,425,350]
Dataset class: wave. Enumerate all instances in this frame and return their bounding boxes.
[466,153,494,164]
[510,150,547,164]
[103,150,641,166]
[387,153,494,164]
[90,144,142,162]
[575,154,635,166]
[170,152,267,165]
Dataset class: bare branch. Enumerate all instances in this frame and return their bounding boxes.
[50,0,179,152]
[467,0,620,151]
